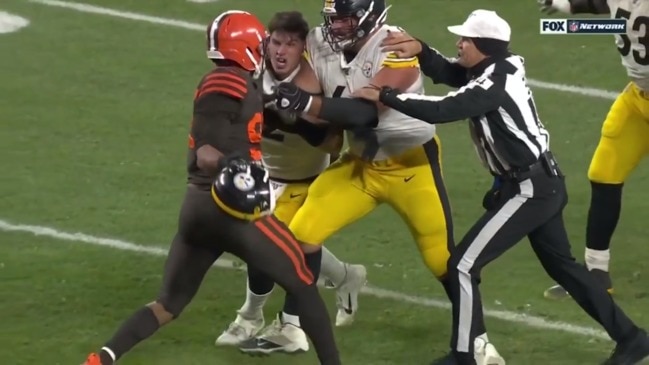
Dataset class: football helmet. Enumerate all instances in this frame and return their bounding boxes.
[321,0,390,52]
[211,154,275,221]
[206,10,267,77]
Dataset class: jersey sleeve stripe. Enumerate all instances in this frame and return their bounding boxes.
[381,57,420,68]
[198,86,245,100]
[201,79,248,94]
[204,73,247,87]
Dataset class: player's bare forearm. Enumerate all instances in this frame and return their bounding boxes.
[569,0,610,14]
[196,144,224,173]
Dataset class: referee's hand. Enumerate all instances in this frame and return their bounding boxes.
[482,176,503,211]
[380,30,422,58]
[352,85,381,102]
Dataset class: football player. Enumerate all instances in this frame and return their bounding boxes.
[540,0,649,300]
[247,1,505,364]
[81,11,341,365]
[215,11,368,352]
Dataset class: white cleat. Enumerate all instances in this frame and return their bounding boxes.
[474,337,506,365]
[239,313,309,355]
[215,312,264,346]
[334,264,367,327]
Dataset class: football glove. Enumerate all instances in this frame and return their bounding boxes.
[275,82,313,112]
[538,0,572,14]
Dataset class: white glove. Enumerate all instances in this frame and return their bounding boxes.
[539,0,572,14]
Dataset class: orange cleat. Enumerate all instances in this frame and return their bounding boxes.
[82,353,102,365]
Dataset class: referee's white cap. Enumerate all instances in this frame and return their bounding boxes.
[447,9,511,42]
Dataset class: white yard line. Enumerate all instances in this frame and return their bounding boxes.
[0,218,609,340]
[30,0,621,101]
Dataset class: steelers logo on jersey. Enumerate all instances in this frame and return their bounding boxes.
[233,172,255,192]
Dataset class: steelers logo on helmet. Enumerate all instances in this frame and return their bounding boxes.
[233,172,255,191]
[211,155,275,221]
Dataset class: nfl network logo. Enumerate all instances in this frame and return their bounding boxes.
[540,19,626,34]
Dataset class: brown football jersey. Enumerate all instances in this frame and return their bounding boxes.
[187,67,263,188]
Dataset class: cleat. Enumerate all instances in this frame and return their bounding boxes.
[543,284,571,300]
[602,329,649,364]
[239,313,309,355]
[544,269,613,300]
[82,353,102,365]
[334,264,367,327]
[474,338,506,365]
[215,312,264,346]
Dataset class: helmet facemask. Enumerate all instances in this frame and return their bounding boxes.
[321,2,390,52]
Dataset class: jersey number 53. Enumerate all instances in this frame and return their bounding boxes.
[615,8,649,66]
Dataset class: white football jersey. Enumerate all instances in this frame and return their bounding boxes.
[260,67,330,181]
[306,25,436,161]
[608,0,649,90]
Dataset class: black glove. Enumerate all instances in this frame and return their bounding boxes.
[275,82,313,112]
[482,176,503,211]
[378,86,400,104]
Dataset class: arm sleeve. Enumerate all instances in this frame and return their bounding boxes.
[416,40,469,88]
[192,92,241,149]
[263,108,329,147]
[379,73,507,124]
[317,97,379,128]
[292,118,329,147]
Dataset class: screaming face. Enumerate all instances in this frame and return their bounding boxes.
[267,31,305,79]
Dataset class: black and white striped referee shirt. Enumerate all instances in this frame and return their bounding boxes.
[379,48,551,176]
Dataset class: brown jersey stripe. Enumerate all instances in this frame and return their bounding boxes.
[254,218,314,285]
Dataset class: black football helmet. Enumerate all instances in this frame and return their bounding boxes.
[321,0,390,52]
[211,155,275,221]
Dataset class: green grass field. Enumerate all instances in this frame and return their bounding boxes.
[1,0,648,364]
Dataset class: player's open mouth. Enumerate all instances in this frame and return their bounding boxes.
[275,57,287,66]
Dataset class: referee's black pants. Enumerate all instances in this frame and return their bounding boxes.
[446,170,640,361]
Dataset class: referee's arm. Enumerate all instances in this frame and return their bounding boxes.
[416,40,469,88]
[379,73,507,124]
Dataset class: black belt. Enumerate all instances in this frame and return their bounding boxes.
[501,151,562,181]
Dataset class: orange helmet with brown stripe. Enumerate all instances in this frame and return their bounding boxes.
[206,10,267,77]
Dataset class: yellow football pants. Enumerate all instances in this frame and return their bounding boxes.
[589,82,649,183]
[288,136,453,279]
[270,180,310,225]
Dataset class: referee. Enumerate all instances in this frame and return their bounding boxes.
[355,9,649,365]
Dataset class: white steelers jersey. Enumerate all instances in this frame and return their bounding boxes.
[608,0,649,90]
[305,24,436,161]
[260,67,330,181]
